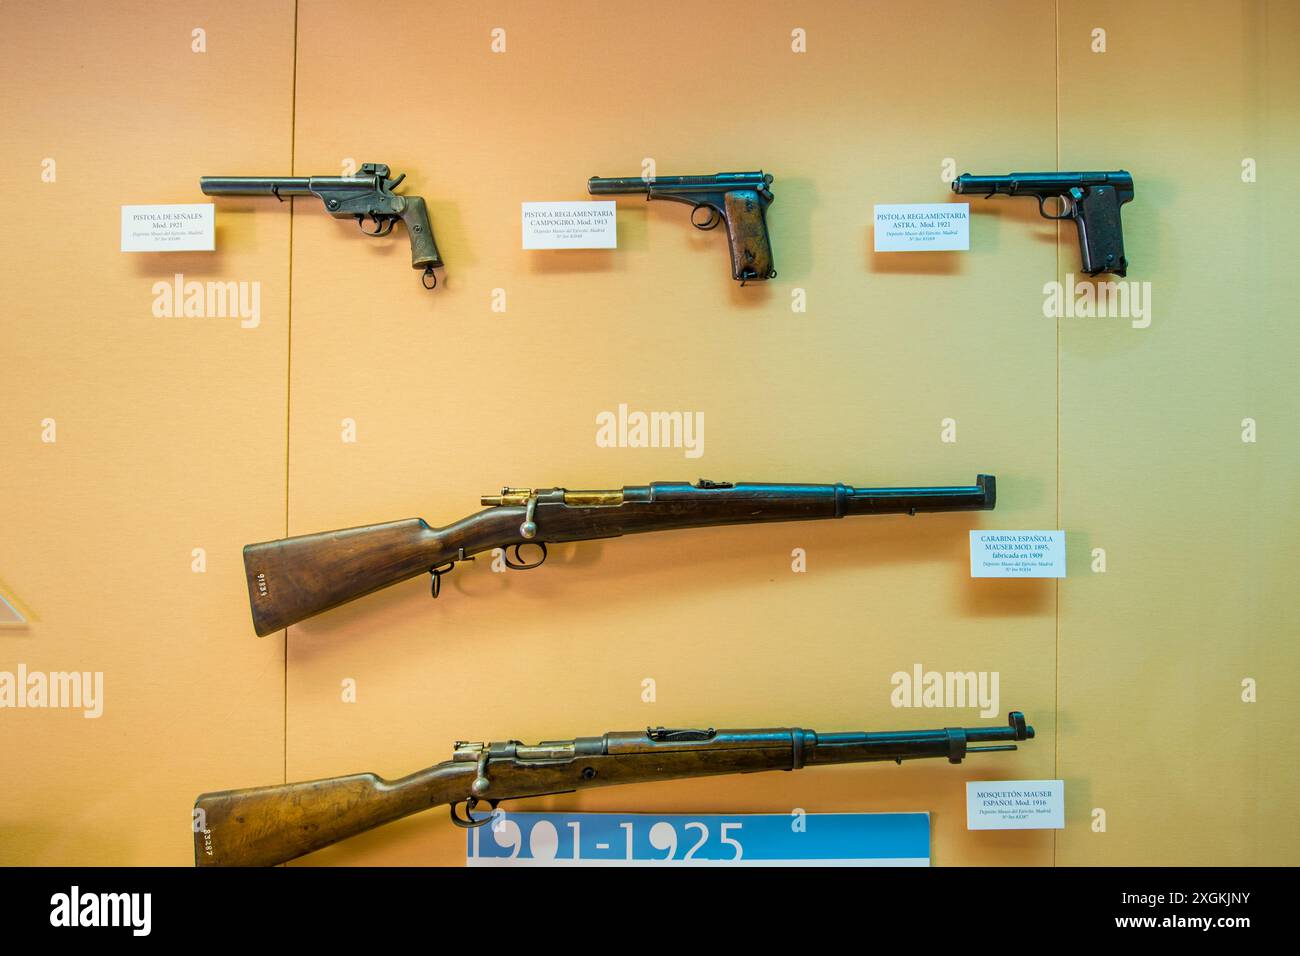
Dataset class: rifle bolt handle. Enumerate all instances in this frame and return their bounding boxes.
[472,750,491,795]
[520,494,539,538]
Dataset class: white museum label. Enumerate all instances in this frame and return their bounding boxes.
[521,201,617,249]
[120,203,215,252]
[970,530,1066,578]
[967,780,1065,830]
[873,202,969,251]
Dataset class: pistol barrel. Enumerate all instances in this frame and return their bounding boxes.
[200,176,313,197]
[952,170,1133,196]
[587,176,652,195]
[589,172,772,196]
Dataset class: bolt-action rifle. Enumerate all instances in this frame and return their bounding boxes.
[194,711,1034,866]
[242,475,996,635]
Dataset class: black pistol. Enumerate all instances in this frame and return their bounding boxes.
[952,170,1135,276]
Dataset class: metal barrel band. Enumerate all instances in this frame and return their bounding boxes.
[945,728,968,764]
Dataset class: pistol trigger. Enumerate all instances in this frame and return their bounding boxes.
[356,214,384,236]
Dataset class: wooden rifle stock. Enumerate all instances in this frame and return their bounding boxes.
[194,764,469,867]
[243,476,995,635]
[244,519,437,637]
[194,712,1032,866]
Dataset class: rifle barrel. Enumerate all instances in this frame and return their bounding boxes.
[846,475,994,514]
[809,712,1034,766]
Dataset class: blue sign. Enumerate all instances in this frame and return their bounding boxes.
[466,811,929,866]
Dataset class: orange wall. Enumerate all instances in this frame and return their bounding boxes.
[2,0,1296,866]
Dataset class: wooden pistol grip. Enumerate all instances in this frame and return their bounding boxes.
[722,189,775,281]
[243,519,441,636]
[400,194,443,270]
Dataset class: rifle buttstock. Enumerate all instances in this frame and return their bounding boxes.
[243,519,440,636]
[194,765,464,867]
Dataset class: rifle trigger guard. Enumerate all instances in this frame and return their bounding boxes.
[504,541,547,571]
[449,796,499,829]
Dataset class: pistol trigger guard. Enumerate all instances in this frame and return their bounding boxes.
[1036,194,1074,221]
[357,214,392,236]
[690,204,721,231]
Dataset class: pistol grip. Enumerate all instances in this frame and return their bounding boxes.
[1074,185,1128,277]
[400,194,443,271]
[722,190,775,282]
